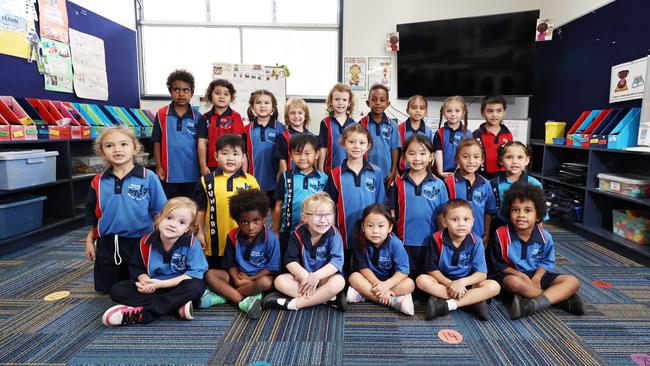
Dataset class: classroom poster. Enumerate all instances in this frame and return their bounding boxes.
[535,18,553,42]
[38,0,68,43]
[69,28,108,100]
[367,57,392,90]
[0,0,37,59]
[610,57,647,103]
[41,37,73,92]
[344,57,366,91]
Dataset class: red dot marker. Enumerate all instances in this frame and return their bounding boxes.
[592,280,612,289]
[438,329,463,344]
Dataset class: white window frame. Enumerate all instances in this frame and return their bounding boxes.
[136,0,342,100]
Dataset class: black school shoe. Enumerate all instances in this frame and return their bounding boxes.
[554,293,585,315]
[261,292,291,310]
[510,294,538,320]
[326,291,348,312]
[424,296,449,320]
[465,300,489,321]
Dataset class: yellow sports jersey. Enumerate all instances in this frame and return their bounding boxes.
[200,169,259,256]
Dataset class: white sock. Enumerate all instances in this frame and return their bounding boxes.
[276,298,287,306]
[329,296,337,301]
[446,299,458,311]
[287,298,298,310]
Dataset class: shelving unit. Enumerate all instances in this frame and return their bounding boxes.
[0,137,152,255]
[530,139,650,260]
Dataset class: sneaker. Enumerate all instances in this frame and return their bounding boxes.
[261,292,291,310]
[178,301,194,320]
[424,296,449,320]
[554,293,585,315]
[326,291,348,312]
[239,294,263,319]
[102,304,144,327]
[391,294,415,316]
[510,294,536,320]
[198,289,227,308]
[346,286,365,303]
[468,300,489,321]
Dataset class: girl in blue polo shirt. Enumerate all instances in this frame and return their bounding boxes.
[416,199,500,321]
[85,126,167,293]
[275,97,312,178]
[397,95,433,173]
[262,192,347,312]
[348,204,415,315]
[443,139,497,244]
[388,134,447,276]
[102,197,206,327]
[318,83,356,174]
[433,95,472,178]
[244,89,285,207]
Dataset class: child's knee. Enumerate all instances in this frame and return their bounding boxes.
[415,274,433,289]
[327,274,346,292]
[348,272,364,286]
[256,275,274,292]
[483,279,501,295]
[401,277,416,292]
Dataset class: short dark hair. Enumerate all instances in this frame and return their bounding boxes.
[215,133,245,152]
[443,199,474,217]
[204,79,236,106]
[290,133,319,153]
[368,83,389,98]
[481,94,507,112]
[502,183,547,222]
[166,69,195,92]
[229,189,269,221]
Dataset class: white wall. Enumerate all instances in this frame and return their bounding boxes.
[69,0,136,30]
[539,0,615,27]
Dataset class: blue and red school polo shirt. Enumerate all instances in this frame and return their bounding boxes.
[353,233,410,280]
[360,114,401,182]
[284,224,344,274]
[443,171,497,236]
[243,118,285,192]
[318,114,357,174]
[423,229,487,279]
[222,225,281,276]
[432,122,473,173]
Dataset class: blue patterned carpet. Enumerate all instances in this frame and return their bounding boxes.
[0,225,649,365]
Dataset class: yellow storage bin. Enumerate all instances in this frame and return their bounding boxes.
[545,121,566,144]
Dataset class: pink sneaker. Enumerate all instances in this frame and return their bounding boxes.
[102,304,144,327]
[178,301,194,320]
[346,286,366,303]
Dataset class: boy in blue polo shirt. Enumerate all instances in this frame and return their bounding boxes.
[199,189,280,319]
[416,199,500,320]
[153,69,204,198]
[262,192,347,312]
[360,84,401,186]
[487,183,584,320]
[273,134,327,251]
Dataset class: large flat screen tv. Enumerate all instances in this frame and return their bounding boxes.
[397,10,538,98]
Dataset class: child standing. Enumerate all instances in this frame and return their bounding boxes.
[491,141,547,228]
[487,183,584,320]
[273,134,327,250]
[318,83,356,174]
[388,135,448,276]
[153,69,204,198]
[472,94,513,179]
[275,97,312,177]
[398,95,433,173]
[360,84,401,185]
[193,134,260,270]
[262,192,347,311]
[348,204,415,316]
[197,79,244,175]
[325,124,386,266]
[433,95,472,178]
[416,199,500,320]
[102,197,207,326]
[443,139,497,244]
[244,89,285,206]
[200,189,280,319]
[85,126,167,293]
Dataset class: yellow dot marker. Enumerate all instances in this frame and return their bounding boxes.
[44,291,70,301]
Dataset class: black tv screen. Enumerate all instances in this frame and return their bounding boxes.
[397,10,538,98]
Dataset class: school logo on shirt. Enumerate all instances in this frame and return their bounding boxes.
[381,125,392,140]
[235,183,253,191]
[170,253,187,272]
[315,246,328,261]
[378,256,392,270]
[249,250,267,267]
[309,181,325,191]
[458,253,472,268]
[422,184,440,201]
[220,118,233,129]
[365,177,377,193]
[186,121,196,135]
[531,247,544,262]
[472,191,487,205]
[267,131,277,143]
[128,184,148,200]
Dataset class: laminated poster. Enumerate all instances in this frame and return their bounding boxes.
[38,0,68,43]
[344,57,367,91]
[69,28,108,100]
[41,37,73,93]
[0,0,38,59]
[610,57,646,103]
[367,57,391,90]
[535,18,553,42]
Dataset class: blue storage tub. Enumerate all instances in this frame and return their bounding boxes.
[0,150,58,190]
[0,196,46,239]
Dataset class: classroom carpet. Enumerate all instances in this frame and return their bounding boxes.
[0,225,649,366]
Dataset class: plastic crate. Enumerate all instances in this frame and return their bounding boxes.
[0,150,58,190]
[72,153,150,174]
[0,196,46,239]
[597,173,650,198]
[613,209,650,245]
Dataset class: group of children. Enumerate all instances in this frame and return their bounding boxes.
[86,69,584,328]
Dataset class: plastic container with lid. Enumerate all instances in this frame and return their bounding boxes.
[0,150,58,190]
[0,195,46,239]
[597,173,650,198]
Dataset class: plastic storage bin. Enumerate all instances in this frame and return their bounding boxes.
[0,150,58,190]
[545,121,566,144]
[613,209,650,245]
[597,173,650,198]
[72,152,149,174]
[0,196,46,239]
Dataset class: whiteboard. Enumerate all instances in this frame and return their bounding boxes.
[424,118,530,143]
[212,63,287,124]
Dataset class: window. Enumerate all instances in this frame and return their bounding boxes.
[137,0,340,98]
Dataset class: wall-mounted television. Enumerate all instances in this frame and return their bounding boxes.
[397,10,538,98]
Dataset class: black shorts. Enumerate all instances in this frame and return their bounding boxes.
[206,255,224,270]
[491,270,560,290]
[404,245,426,277]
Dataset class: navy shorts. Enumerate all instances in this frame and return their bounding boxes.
[404,245,426,277]
[206,255,224,270]
[491,270,560,290]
